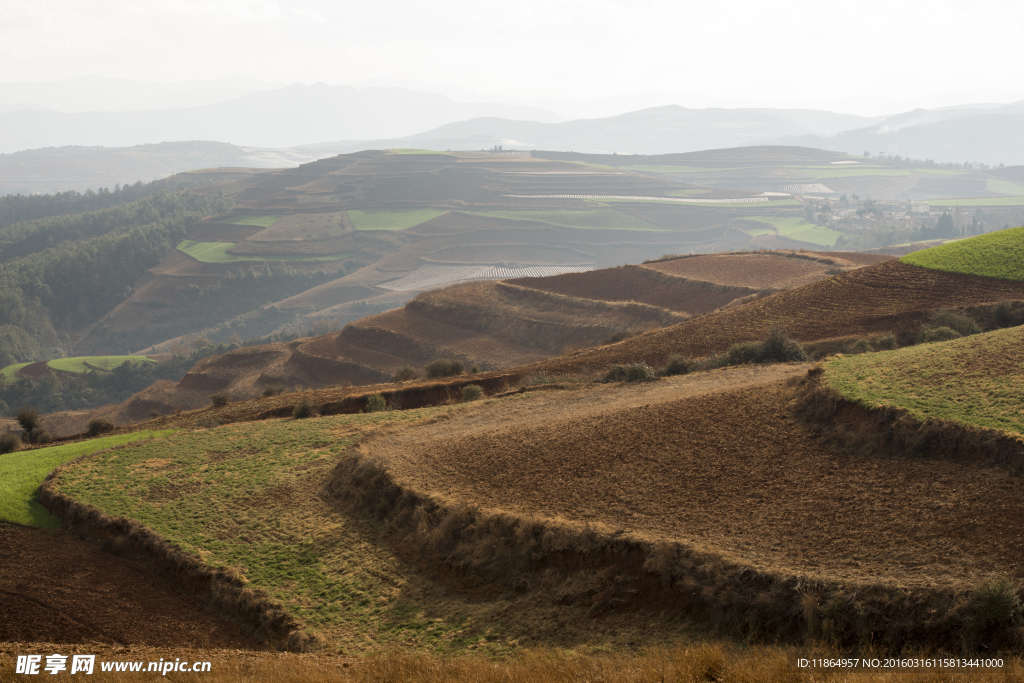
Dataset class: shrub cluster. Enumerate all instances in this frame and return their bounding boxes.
[726,326,808,365]
[391,365,418,382]
[0,433,18,454]
[461,385,484,402]
[366,394,387,413]
[292,400,316,419]
[424,359,464,379]
[916,309,981,344]
[209,392,231,407]
[86,418,115,436]
[601,362,655,383]
[15,406,50,444]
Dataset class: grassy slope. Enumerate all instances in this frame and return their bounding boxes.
[472,209,664,231]
[177,240,349,263]
[219,215,283,227]
[47,355,155,373]
[50,407,694,654]
[823,326,1024,436]
[743,216,840,246]
[0,362,31,381]
[901,226,1024,281]
[986,179,1024,195]
[0,430,177,528]
[348,209,448,231]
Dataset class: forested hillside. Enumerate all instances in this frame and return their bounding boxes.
[0,191,226,365]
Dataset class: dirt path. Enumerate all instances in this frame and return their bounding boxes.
[0,523,262,648]
[363,364,1024,588]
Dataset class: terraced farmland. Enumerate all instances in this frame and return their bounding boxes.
[523,258,1024,377]
[360,365,1024,588]
[348,208,448,231]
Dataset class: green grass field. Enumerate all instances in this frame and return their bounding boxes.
[0,362,31,382]
[929,196,1024,207]
[986,179,1024,195]
[472,209,665,231]
[47,355,155,373]
[177,240,349,263]
[823,326,1024,436]
[347,209,449,231]
[217,215,283,227]
[901,226,1024,280]
[743,216,841,246]
[49,408,528,653]
[0,430,177,528]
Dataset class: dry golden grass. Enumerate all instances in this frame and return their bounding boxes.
[4,643,1020,682]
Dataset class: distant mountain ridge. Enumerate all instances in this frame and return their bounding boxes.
[0,83,564,154]
[774,101,1024,165]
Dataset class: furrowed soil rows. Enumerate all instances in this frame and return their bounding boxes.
[641,252,880,289]
[508,265,756,315]
[362,365,1024,587]
[0,523,261,647]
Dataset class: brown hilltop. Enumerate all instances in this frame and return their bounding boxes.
[523,258,1024,377]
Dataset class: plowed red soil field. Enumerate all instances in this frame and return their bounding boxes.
[508,265,755,315]
[528,259,1024,375]
[0,523,261,647]
[641,252,881,289]
[363,365,1024,588]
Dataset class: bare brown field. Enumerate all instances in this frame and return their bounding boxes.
[508,265,757,314]
[245,212,350,241]
[0,523,261,648]
[360,365,1024,588]
[641,251,885,290]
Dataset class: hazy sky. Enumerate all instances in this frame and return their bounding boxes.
[3,0,1023,115]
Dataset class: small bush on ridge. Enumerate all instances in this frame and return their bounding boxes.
[424,359,464,379]
[973,577,1023,628]
[727,326,807,366]
[461,385,484,402]
[209,392,231,407]
[847,339,874,355]
[602,362,655,383]
[86,418,115,436]
[15,406,39,435]
[366,394,387,412]
[928,309,980,337]
[0,434,18,455]
[918,326,962,343]
[293,400,316,419]
[392,365,418,382]
[659,355,695,377]
[875,333,898,350]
